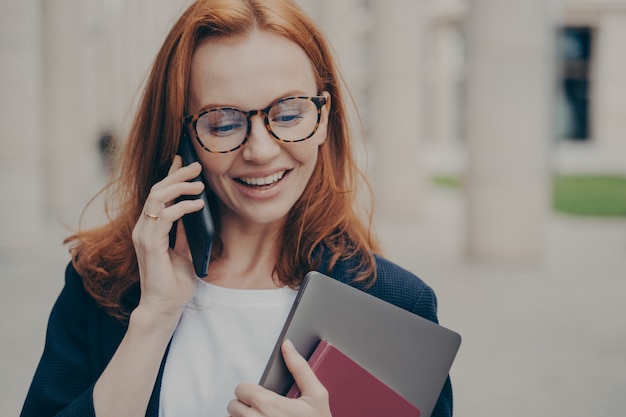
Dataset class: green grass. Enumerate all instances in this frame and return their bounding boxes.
[432,176,461,188]
[553,175,626,216]
[431,175,626,217]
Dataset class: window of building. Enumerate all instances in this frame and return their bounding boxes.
[557,26,593,141]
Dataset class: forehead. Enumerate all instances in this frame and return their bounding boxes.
[188,30,318,112]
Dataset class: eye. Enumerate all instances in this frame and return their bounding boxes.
[199,108,246,137]
[270,99,309,126]
[208,122,245,136]
[272,112,304,126]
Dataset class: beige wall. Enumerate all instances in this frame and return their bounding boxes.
[0,0,45,249]
[592,12,626,149]
[463,0,553,262]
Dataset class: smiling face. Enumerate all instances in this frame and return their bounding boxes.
[187,30,330,230]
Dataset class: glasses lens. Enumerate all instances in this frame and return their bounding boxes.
[268,97,320,142]
[196,108,247,152]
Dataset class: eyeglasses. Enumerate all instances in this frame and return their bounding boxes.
[184,95,327,154]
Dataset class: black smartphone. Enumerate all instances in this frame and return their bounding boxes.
[173,131,215,278]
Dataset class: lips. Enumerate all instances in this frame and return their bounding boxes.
[237,170,287,187]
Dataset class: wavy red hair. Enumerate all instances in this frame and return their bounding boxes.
[66,0,380,319]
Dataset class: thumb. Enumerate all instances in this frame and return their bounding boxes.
[174,218,190,252]
[171,218,192,264]
[282,339,327,399]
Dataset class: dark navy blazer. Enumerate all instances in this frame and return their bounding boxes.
[21,254,453,416]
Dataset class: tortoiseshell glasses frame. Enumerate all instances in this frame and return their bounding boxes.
[183,95,327,154]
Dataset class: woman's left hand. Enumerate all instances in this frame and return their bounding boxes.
[227,340,332,417]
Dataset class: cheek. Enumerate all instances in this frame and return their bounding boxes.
[198,154,231,187]
[290,139,322,168]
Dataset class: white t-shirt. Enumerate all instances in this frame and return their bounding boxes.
[159,278,298,417]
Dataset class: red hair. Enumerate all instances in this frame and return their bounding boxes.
[66,0,380,319]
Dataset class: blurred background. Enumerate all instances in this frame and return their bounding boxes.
[1,0,625,416]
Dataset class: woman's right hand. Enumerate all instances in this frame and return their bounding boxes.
[131,156,206,320]
[227,340,332,417]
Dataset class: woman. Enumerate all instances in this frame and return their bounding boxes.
[21,0,452,416]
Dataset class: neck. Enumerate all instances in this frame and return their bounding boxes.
[205,217,283,289]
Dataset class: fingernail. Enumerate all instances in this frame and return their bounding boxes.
[283,339,295,352]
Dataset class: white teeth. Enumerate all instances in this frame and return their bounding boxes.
[240,171,286,186]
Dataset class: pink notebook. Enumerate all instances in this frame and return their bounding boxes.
[286,340,420,417]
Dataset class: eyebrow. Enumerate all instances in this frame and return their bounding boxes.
[193,89,311,114]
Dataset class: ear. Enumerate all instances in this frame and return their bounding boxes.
[315,91,331,146]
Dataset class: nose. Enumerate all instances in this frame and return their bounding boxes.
[241,114,281,163]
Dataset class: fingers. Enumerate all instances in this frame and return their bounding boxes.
[282,339,328,400]
[143,161,204,215]
[232,383,275,408]
[227,341,330,417]
[229,383,289,417]
[158,156,197,191]
[169,154,183,174]
[132,158,207,289]
[134,161,205,241]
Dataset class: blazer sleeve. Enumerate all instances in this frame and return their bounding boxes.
[20,263,97,417]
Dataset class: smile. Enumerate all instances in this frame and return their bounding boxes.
[238,170,287,187]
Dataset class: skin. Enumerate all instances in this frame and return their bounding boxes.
[93,30,332,417]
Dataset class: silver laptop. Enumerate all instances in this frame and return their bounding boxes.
[259,271,461,417]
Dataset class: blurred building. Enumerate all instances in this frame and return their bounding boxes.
[426,0,626,162]
[1,0,625,261]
